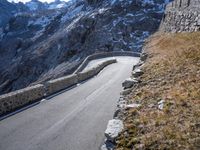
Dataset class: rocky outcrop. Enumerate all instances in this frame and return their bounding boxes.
[160,0,200,32]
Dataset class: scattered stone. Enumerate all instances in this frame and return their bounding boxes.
[140,53,148,61]
[132,68,144,78]
[117,100,126,109]
[158,100,165,110]
[113,109,121,118]
[148,103,155,108]
[135,144,145,149]
[132,61,144,70]
[122,78,138,89]
[126,103,141,108]
[105,119,124,142]
[101,140,115,150]
[120,88,132,95]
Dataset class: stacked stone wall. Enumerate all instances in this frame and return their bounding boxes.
[0,84,45,115]
[161,0,200,32]
[0,51,140,116]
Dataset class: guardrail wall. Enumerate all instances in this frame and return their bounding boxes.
[74,51,140,73]
[0,84,45,115]
[0,52,140,116]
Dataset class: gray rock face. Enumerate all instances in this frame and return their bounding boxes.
[160,0,200,32]
[105,119,124,142]
[0,0,170,95]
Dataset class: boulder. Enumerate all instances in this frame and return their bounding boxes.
[140,53,148,61]
[105,119,124,142]
[132,61,144,70]
[117,99,126,109]
[120,88,132,95]
[132,68,144,78]
[101,140,115,150]
[122,78,138,89]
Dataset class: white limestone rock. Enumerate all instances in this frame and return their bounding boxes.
[105,119,124,142]
[126,103,141,108]
[158,100,165,110]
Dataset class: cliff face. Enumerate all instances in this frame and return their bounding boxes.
[160,0,200,32]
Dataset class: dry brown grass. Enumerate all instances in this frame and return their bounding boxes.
[116,32,200,150]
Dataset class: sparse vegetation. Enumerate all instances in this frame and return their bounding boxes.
[116,32,200,150]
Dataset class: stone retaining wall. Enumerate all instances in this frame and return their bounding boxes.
[47,59,116,96]
[0,84,45,116]
[160,0,200,32]
[0,52,139,116]
[74,51,140,73]
[46,75,78,96]
[0,59,117,115]
[77,59,117,82]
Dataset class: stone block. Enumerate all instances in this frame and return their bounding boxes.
[105,119,124,142]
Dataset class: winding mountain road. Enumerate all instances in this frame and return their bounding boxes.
[0,56,139,150]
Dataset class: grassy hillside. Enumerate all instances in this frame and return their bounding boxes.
[116,32,200,150]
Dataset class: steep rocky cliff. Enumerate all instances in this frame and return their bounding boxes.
[0,0,170,95]
[160,0,200,32]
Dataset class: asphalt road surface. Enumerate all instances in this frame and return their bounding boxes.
[0,57,139,150]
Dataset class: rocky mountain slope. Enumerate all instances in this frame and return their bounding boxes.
[0,0,170,95]
[0,0,29,27]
